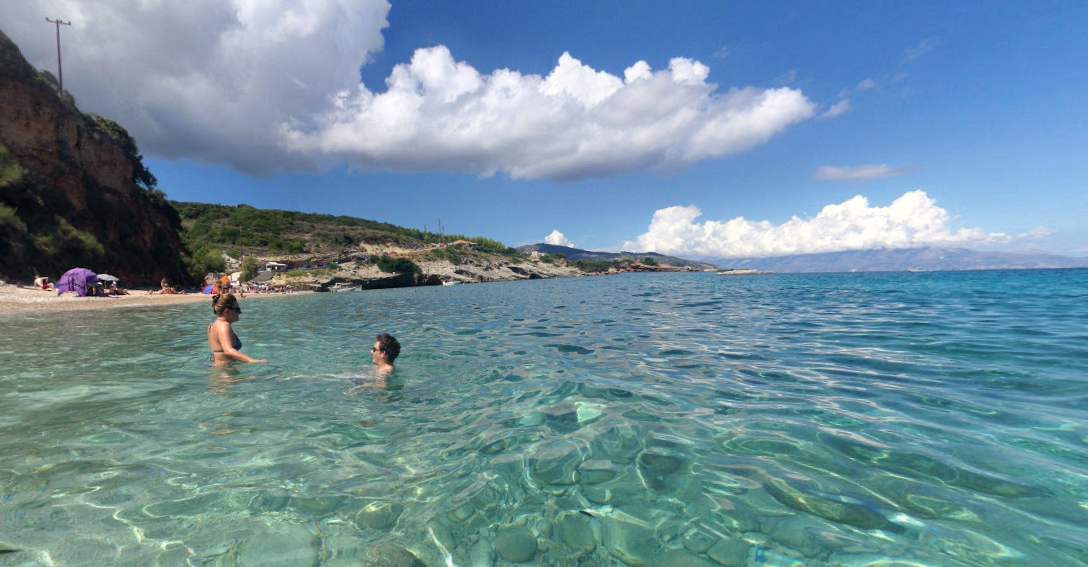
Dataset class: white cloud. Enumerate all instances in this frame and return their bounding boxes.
[856,78,877,91]
[544,230,575,247]
[1,1,391,173]
[820,99,852,119]
[1,3,815,180]
[814,164,906,182]
[623,190,1012,258]
[1024,227,1055,239]
[903,37,940,63]
[285,48,816,180]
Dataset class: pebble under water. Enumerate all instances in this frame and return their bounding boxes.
[1,270,1086,566]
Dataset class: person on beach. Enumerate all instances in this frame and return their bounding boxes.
[33,275,52,291]
[371,333,400,375]
[157,278,179,295]
[208,293,264,365]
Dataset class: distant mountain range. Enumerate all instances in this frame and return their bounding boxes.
[722,247,1088,273]
[516,243,718,270]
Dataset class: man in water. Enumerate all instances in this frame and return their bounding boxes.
[371,333,400,375]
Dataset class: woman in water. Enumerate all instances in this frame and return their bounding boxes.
[207,293,264,365]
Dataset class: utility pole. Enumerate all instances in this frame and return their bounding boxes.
[45,17,71,94]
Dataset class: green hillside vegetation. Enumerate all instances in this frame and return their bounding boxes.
[173,201,521,260]
[0,142,105,273]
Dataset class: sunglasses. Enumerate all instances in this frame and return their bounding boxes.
[370,347,383,353]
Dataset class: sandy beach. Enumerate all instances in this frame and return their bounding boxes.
[0,284,311,315]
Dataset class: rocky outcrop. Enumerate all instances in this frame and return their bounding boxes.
[0,29,187,285]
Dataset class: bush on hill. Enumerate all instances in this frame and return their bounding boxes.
[573,259,615,273]
[377,255,421,275]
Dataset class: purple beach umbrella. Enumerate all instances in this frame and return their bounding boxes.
[56,268,98,297]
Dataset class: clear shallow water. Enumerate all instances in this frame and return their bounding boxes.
[1,271,1087,567]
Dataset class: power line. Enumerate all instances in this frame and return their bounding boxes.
[45,17,71,94]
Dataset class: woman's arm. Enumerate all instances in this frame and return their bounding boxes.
[215,323,262,363]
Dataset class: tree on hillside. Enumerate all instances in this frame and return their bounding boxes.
[240,257,259,282]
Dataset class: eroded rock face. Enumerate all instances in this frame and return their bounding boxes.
[0,29,187,285]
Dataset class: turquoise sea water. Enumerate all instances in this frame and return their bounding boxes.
[1,271,1086,566]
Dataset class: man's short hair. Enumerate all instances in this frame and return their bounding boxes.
[376,334,400,362]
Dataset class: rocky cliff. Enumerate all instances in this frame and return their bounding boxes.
[0,29,186,285]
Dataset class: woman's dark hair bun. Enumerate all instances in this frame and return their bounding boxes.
[212,293,237,315]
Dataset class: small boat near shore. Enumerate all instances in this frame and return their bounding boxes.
[330,282,360,292]
[442,280,461,286]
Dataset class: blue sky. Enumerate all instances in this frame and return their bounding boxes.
[7,1,1086,256]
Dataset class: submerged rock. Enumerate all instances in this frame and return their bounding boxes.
[576,401,606,425]
[761,477,898,532]
[236,525,318,567]
[494,527,537,563]
[602,517,662,567]
[762,515,825,558]
[636,450,689,492]
[555,511,597,553]
[591,423,643,464]
[289,495,345,516]
[582,486,612,504]
[661,549,718,567]
[446,501,476,524]
[577,459,619,485]
[355,501,405,530]
[358,543,426,567]
[706,537,749,567]
[468,537,495,567]
[528,439,583,487]
[541,404,581,433]
[681,526,718,554]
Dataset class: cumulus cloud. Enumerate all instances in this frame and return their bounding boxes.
[813,164,907,182]
[2,2,815,179]
[623,190,1012,258]
[820,99,852,119]
[0,0,391,173]
[284,47,816,180]
[544,230,575,247]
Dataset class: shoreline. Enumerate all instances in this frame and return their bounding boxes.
[0,285,313,316]
[0,269,705,316]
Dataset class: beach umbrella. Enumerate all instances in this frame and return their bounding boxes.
[97,274,120,283]
[56,267,97,297]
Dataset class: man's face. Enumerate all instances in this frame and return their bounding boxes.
[371,341,384,364]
